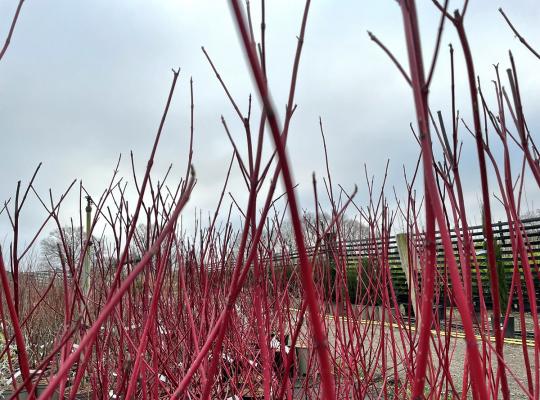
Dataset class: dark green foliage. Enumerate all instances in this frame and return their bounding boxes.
[495,241,509,314]
[482,238,510,314]
[327,256,381,305]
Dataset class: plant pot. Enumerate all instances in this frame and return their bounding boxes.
[492,315,515,338]
[69,389,95,399]
[3,383,59,399]
[379,307,398,322]
[326,301,348,316]
[295,346,310,376]
[354,304,382,321]
[433,305,445,321]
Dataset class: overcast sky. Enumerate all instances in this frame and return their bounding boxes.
[1,0,539,249]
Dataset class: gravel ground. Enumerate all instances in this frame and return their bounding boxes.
[291,307,537,399]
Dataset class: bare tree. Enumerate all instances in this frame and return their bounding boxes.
[40,226,85,271]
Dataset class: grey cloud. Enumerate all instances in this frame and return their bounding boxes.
[0,0,539,247]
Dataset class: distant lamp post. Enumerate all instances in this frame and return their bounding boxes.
[82,195,93,297]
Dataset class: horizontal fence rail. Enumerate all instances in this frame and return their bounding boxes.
[273,217,540,311]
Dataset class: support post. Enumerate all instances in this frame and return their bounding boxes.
[396,233,420,325]
[82,196,92,297]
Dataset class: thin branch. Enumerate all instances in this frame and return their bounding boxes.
[426,0,449,87]
[368,31,412,86]
[0,0,25,61]
[499,8,540,60]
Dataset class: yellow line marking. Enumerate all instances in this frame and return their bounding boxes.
[289,308,535,347]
